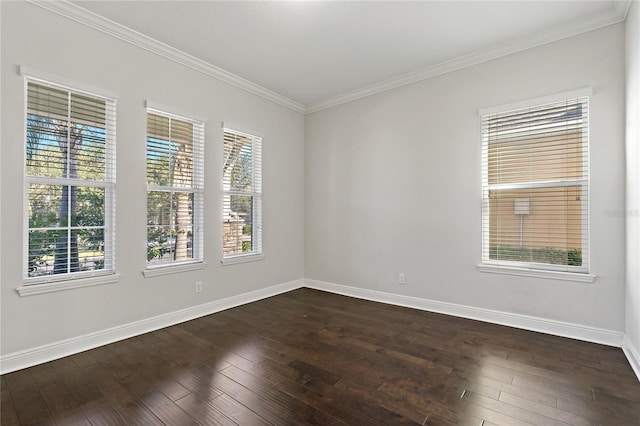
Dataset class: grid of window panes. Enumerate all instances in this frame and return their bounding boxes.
[223,129,262,257]
[481,96,589,272]
[146,111,204,267]
[25,81,116,281]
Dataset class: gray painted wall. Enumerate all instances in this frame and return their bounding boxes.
[626,1,640,356]
[305,24,626,332]
[1,2,634,364]
[0,2,305,355]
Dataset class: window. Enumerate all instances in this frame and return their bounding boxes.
[146,106,204,270]
[23,77,116,286]
[222,128,262,263]
[480,90,590,277]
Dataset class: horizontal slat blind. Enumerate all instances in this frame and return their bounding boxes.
[27,83,112,181]
[147,113,196,187]
[223,129,262,257]
[481,96,589,272]
[25,79,116,282]
[146,110,204,267]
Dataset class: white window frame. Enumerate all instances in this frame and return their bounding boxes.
[221,126,264,265]
[18,67,120,296]
[478,88,595,283]
[143,102,206,277]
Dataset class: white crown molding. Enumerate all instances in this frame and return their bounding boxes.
[304,279,624,347]
[0,279,304,374]
[25,0,631,116]
[25,0,306,115]
[306,3,629,114]
[622,334,640,383]
[613,0,633,20]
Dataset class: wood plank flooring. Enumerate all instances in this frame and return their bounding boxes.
[2,288,639,425]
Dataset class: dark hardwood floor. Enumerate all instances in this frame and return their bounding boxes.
[2,288,639,425]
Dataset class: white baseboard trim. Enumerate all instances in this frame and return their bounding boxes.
[0,279,304,375]
[304,279,624,348]
[3,278,632,377]
[622,334,640,382]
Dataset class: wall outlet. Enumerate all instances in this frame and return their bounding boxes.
[398,273,406,284]
[195,281,203,293]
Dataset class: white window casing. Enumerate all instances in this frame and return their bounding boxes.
[144,104,205,275]
[479,88,595,282]
[19,70,119,295]
[222,127,263,264]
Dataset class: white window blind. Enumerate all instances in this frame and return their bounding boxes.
[146,108,204,268]
[223,128,262,258]
[481,94,589,273]
[24,79,116,283]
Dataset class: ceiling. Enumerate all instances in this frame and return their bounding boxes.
[69,1,628,112]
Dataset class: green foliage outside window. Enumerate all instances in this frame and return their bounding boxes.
[489,246,582,266]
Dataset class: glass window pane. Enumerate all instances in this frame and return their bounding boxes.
[26,114,67,178]
[223,136,253,192]
[29,184,63,228]
[27,83,68,121]
[77,228,105,271]
[146,115,194,188]
[223,194,253,256]
[147,191,172,225]
[147,225,192,265]
[174,192,193,227]
[27,229,93,276]
[487,128,584,185]
[73,124,106,181]
[73,187,105,227]
[488,186,583,266]
[147,225,173,265]
[28,229,60,277]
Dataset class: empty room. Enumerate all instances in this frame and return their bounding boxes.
[1,0,640,425]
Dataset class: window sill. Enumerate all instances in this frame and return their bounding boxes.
[221,253,265,266]
[143,261,206,278]
[17,273,121,296]
[478,264,595,283]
